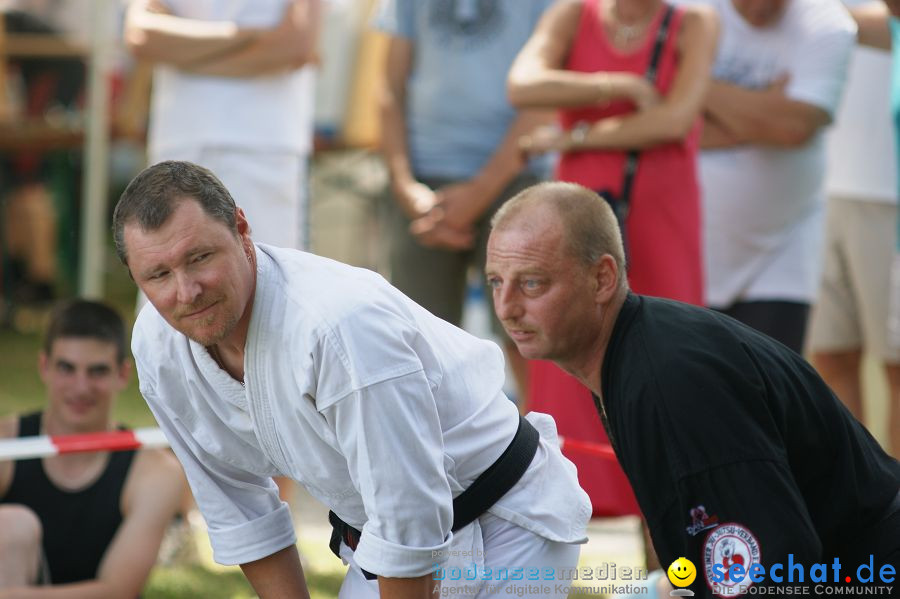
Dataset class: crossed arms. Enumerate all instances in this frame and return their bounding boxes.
[507,0,720,151]
[125,0,320,78]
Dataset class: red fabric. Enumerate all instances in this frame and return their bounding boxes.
[530,361,640,517]
[52,430,141,455]
[557,0,703,304]
[532,0,704,517]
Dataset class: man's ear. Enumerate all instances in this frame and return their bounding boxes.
[116,358,132,391]
[593,255,620,303]
[38,351,50,385]
[235,207,252,241]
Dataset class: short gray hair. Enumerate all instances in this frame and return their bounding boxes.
[491,181,627,286]
[113,161,237,265]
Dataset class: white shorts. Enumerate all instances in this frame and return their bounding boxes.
[149,145,309,250]
[808,197,900,362]
[337,512,582,599]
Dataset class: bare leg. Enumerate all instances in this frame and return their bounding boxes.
[5,184,58,284]
[886,364,900,459]
[0,504,43,588]
[642,519,662,571]
[811,350,864,421]
[655,572,674,598]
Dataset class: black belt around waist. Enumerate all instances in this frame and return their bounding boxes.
[328,414,541,580]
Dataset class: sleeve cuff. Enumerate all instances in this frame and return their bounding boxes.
[209,502,297,565]
[786,88,835,118]
[354,527,453,578]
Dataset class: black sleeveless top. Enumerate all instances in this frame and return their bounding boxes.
[1,412,136,584]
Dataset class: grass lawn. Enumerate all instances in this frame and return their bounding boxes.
[145,558,344,599]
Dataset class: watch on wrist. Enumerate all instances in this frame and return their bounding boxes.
[570,121,590,149]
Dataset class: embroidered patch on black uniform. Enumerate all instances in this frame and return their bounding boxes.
[686,504,719,536]
[703,522,761,597]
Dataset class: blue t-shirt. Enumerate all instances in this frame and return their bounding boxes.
[374,0,553,180]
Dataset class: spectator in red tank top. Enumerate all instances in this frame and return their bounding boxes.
[508,0,718,304]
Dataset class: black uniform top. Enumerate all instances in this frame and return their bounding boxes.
[598,293,900,596]
[1,412,136,584]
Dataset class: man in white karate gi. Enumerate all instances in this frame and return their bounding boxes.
[113,160,591,599]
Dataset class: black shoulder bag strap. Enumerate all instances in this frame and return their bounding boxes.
[613,4,676,226]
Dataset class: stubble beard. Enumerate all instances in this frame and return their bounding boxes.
[187,310,238,347]
[173,295,236,346]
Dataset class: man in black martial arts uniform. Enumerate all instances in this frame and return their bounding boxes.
[485,181,900,598]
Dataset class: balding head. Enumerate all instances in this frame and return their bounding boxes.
[491,182,627,291]
[486,182,628,377]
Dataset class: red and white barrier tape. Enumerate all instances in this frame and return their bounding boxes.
[0,428,615,463]
[0,428,169,461]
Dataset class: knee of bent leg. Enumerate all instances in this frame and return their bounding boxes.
[0,504,43,554]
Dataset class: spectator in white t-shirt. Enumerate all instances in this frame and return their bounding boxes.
[689,0,856,354]
[124,0,318,252]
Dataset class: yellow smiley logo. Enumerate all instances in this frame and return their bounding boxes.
[667,557,697,587]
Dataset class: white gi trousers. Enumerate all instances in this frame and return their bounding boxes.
[337,512,581,599]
